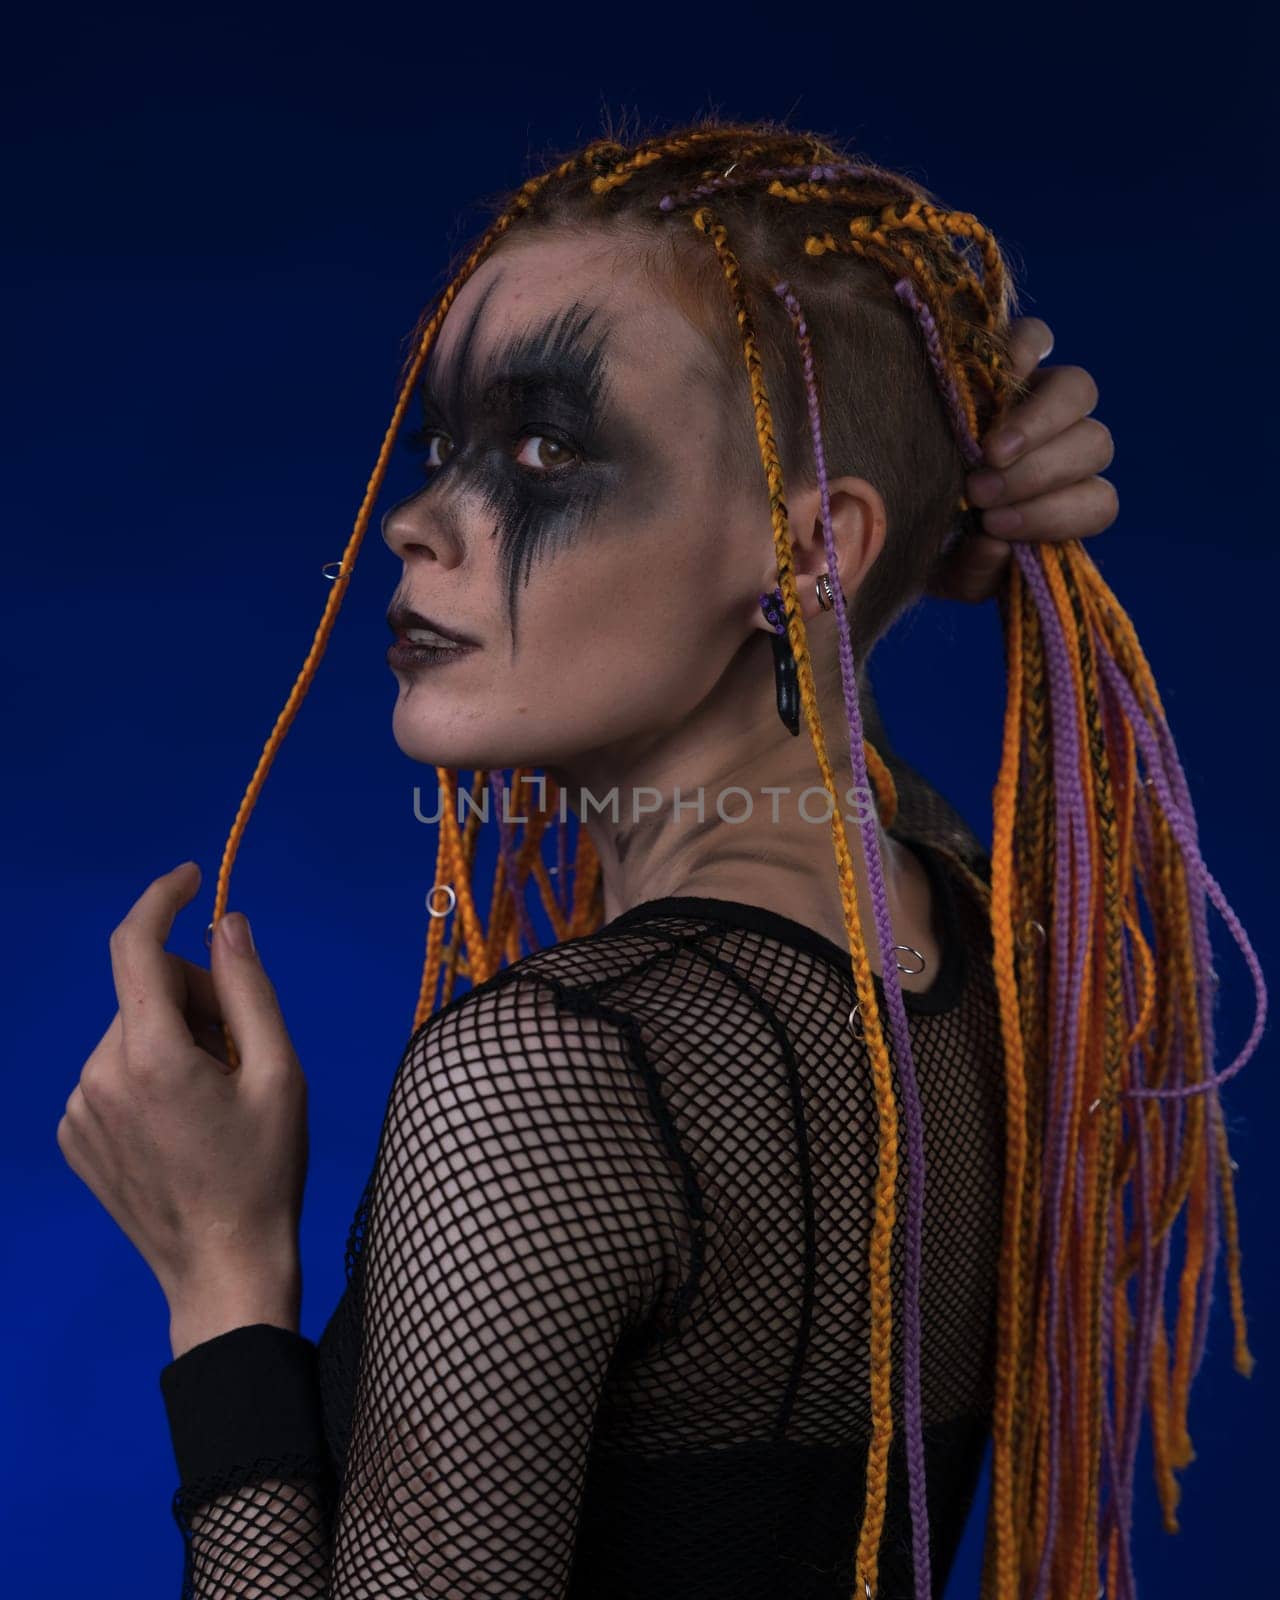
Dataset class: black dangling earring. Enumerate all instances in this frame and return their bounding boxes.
[758,587,800,737]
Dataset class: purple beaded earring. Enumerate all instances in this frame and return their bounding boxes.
[758,586,800,736]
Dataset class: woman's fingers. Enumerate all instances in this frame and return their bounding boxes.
[208,914,297,1074]
[1006,315,1055,382]
[969,415,1116,514]
[108,862,203,1059]
[978,475,1120,544]
[982,362,1100,469]
[172,957,234,1065]
[175,955,221,1025]
[940,326,1117,598]
[925,530,1013,604]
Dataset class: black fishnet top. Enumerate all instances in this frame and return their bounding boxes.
[159,736,1005,1599]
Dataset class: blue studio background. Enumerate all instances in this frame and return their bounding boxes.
[4,5,1275,1593]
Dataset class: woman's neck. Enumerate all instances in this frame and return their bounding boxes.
[547,635,937,986]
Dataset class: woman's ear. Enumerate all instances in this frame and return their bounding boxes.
[751,475,887,630]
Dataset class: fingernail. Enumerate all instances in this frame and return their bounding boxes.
[983,506,1024,535]
[221,913,255,954]
[967,469,1006,505]
[988,429,1025,465]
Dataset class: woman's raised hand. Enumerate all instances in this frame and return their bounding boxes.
[930,316,1118,602]
[56,862,309,1313]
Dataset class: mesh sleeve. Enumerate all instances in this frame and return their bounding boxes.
[160,973,675,1597]
[159,1325,337,1595]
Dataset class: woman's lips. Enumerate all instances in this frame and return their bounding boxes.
[386,601,481,648]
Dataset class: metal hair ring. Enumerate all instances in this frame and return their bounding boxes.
[893,944,926,975]
[425,884,457,918]
[321,561,348,582]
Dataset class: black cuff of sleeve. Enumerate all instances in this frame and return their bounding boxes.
[159,1323,329,1487]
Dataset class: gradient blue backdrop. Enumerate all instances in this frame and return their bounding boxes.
[5,5,1275,1593]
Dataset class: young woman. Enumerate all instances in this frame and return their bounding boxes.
[58,118,1261,1598]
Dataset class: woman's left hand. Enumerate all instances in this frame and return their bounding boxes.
[57,862,309,1309]
[929,316,1119,602]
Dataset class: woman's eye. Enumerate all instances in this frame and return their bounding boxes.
[514,433,579,475]
[404,424,579,478]
[404,427,454,474]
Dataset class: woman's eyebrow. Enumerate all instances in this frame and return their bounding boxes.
[420,364,598,417]
[421,298,618,422]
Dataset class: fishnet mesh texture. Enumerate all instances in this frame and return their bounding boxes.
[161,766,1004,1598]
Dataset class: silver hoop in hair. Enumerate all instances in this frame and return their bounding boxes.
[426,884,457,918]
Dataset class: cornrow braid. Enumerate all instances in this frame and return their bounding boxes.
[205,117,1265,1599]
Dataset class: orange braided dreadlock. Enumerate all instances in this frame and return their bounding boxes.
[205,116,1264,1598]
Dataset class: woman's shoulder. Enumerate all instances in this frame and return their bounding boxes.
[390,926,682,1111]
[410,920,682,1039]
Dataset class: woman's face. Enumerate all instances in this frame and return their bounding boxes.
[381,228,778,776]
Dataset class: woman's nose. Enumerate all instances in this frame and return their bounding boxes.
[380,491,460,567]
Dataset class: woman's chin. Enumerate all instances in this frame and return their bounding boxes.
[390,705,467,769]
[390,707,538,774]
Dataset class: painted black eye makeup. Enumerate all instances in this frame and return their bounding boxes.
[404,273,661,650]
[404,409,581,481]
